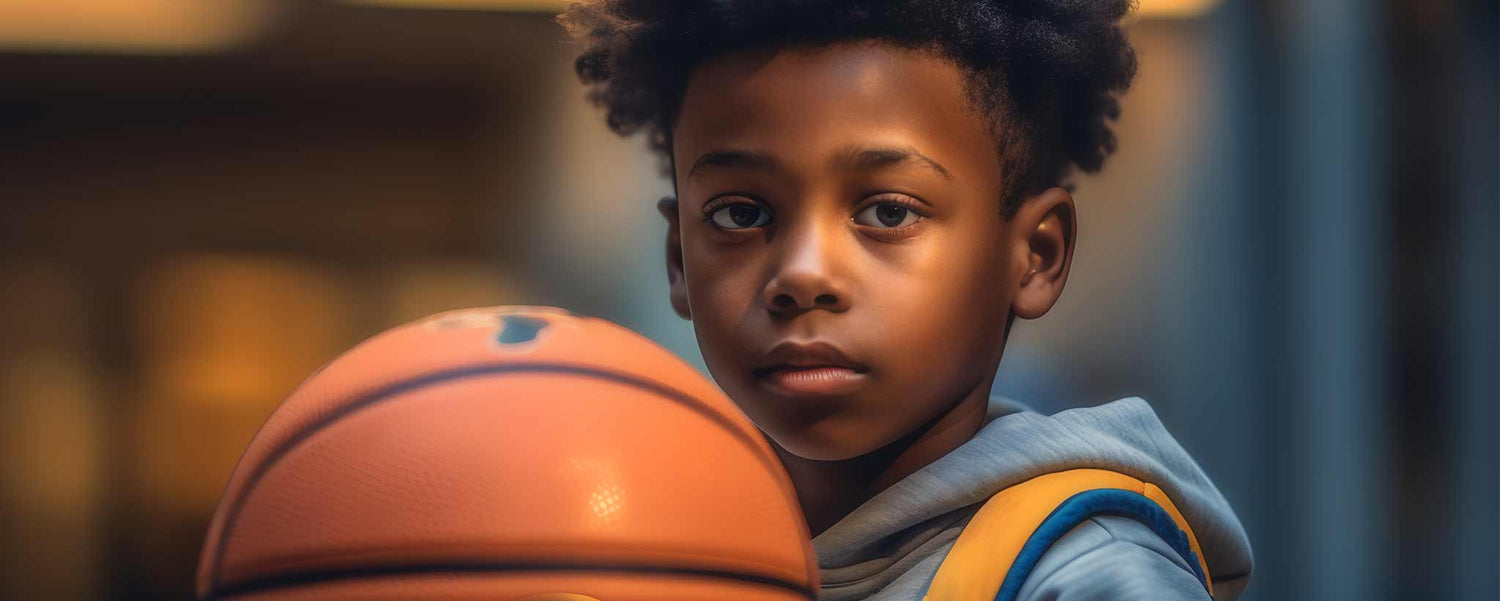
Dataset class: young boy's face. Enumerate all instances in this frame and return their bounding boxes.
[662,41,1072,461]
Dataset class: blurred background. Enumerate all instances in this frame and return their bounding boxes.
[0,0,1494,599]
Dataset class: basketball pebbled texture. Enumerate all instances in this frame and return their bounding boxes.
[196,306,817,601]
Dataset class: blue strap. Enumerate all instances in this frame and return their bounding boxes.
[993,488,1211,601]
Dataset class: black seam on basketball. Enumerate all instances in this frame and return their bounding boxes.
[205,561,816,600]
[208,363,796,594]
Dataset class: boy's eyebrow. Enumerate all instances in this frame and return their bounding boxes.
[687,149,778,179]
[686,146,953,181]
[836,144,953,180]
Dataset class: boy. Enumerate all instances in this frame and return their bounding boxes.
[560,1,1253,599]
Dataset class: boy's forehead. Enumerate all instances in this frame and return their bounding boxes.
[673,41,999,181]
[686,42,931,98]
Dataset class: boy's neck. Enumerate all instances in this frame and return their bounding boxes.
[771,377,995,538]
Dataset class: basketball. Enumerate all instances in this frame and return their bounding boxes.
[195,306,817,601]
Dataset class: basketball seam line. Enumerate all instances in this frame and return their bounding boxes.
[206,560,817,600]
[206,363,805,598]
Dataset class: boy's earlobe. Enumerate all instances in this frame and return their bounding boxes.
[657,197,692,320]
[1011,187,1076,320]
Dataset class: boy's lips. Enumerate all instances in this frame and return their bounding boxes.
[752,340,870,397]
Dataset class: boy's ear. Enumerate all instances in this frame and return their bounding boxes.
[657,197,692,320]
[1011,186,1076,320]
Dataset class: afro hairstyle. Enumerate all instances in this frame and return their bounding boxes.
[558,0,1138,217]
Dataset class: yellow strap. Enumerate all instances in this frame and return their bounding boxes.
[922,469,1212,601]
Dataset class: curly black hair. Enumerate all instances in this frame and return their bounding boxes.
[558,0,1137,217]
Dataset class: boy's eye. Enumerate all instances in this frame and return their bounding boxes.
[853,202,921,228]
[708,203,772,229]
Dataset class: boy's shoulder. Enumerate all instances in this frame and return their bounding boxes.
[929,465,1215,600]
[814,396,1253,601]
[938,395,1254,600]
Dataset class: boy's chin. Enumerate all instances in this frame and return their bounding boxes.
[763,417,896,462]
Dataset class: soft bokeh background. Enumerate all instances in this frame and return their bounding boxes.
[0,0,1494,600]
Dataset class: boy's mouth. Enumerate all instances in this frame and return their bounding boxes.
[752,340,870,397]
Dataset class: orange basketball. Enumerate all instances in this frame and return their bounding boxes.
[196,306,817,601]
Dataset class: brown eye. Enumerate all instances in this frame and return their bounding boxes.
[709,203,772,229]
[853,202,920,228]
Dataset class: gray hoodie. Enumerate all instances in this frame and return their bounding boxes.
[813,397,1254,601]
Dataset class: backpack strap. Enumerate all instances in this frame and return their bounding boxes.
[923,469,1214,601]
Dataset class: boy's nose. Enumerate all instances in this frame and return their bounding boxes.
[762,223,851,315]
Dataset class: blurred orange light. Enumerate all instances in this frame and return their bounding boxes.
[0,0,279,54]
[135,254,355,409]
[1136,0,1222,19]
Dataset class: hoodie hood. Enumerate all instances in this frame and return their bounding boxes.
[813,396,1254,600]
